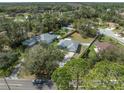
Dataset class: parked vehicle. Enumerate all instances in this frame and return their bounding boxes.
[32,79,48,85]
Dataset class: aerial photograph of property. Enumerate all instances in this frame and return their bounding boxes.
[1,2,124,90]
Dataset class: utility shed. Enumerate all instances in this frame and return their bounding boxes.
[58,38,79,52]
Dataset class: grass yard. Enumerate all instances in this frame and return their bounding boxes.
[88,45,97,58]
[70,32,93,43]
[100,35,119,45]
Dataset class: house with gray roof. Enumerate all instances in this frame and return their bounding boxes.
[38,33,58,44]
[22,37,37,47]
[58,38,79,52]
[22,33,58,47]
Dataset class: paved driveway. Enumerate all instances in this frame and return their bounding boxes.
[99,28,124,45]
[59,52,75,67]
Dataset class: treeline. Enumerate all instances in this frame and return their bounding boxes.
[1,3,124,49]
[0,3,78,15]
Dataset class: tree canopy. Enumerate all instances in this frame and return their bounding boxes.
[52,58,89,90]
[0,51,19,76]
[25,43,64,79]
[83,61,124,89]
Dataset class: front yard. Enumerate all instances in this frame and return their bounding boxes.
[69,32,93,43]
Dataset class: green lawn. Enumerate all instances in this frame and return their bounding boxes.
[100,35,119,45]
[88,45,96,58]
[70,32,94,43]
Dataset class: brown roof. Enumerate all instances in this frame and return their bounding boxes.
[96,42,115,51]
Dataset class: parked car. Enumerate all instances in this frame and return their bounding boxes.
[32,79,48,85]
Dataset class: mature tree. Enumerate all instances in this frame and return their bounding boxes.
[74,19,97,38]
[0,34,10,51]
[52,67,72,89]
[83,61,124,89]
[65,58,89,89]
[0,51,19,76]
[52,58,89,90]
[74,6,97,19]
[26,43,64,79]
[2,19,28,48]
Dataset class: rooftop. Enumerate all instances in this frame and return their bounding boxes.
[22,33,58,46]
[95,42,115,52]
[22,37,37,47]
[58,38,79,52]
[38,33,58,44]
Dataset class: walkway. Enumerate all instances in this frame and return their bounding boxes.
[7,58,24,80]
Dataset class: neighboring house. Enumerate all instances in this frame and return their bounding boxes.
[94,42,115,53]
[58,38,79,53]
[22,37,37,47]
[22,33,58,46]
[38,33,58,44]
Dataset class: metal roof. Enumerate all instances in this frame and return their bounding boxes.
[22,33,58,46]
[58,38,79,52]
[22,37,37,47]
[38,33,58,44]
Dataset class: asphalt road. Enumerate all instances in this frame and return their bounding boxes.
[99,28,124,45]
[0,79,57,90]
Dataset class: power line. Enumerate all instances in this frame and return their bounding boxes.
[81,34,100,58]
